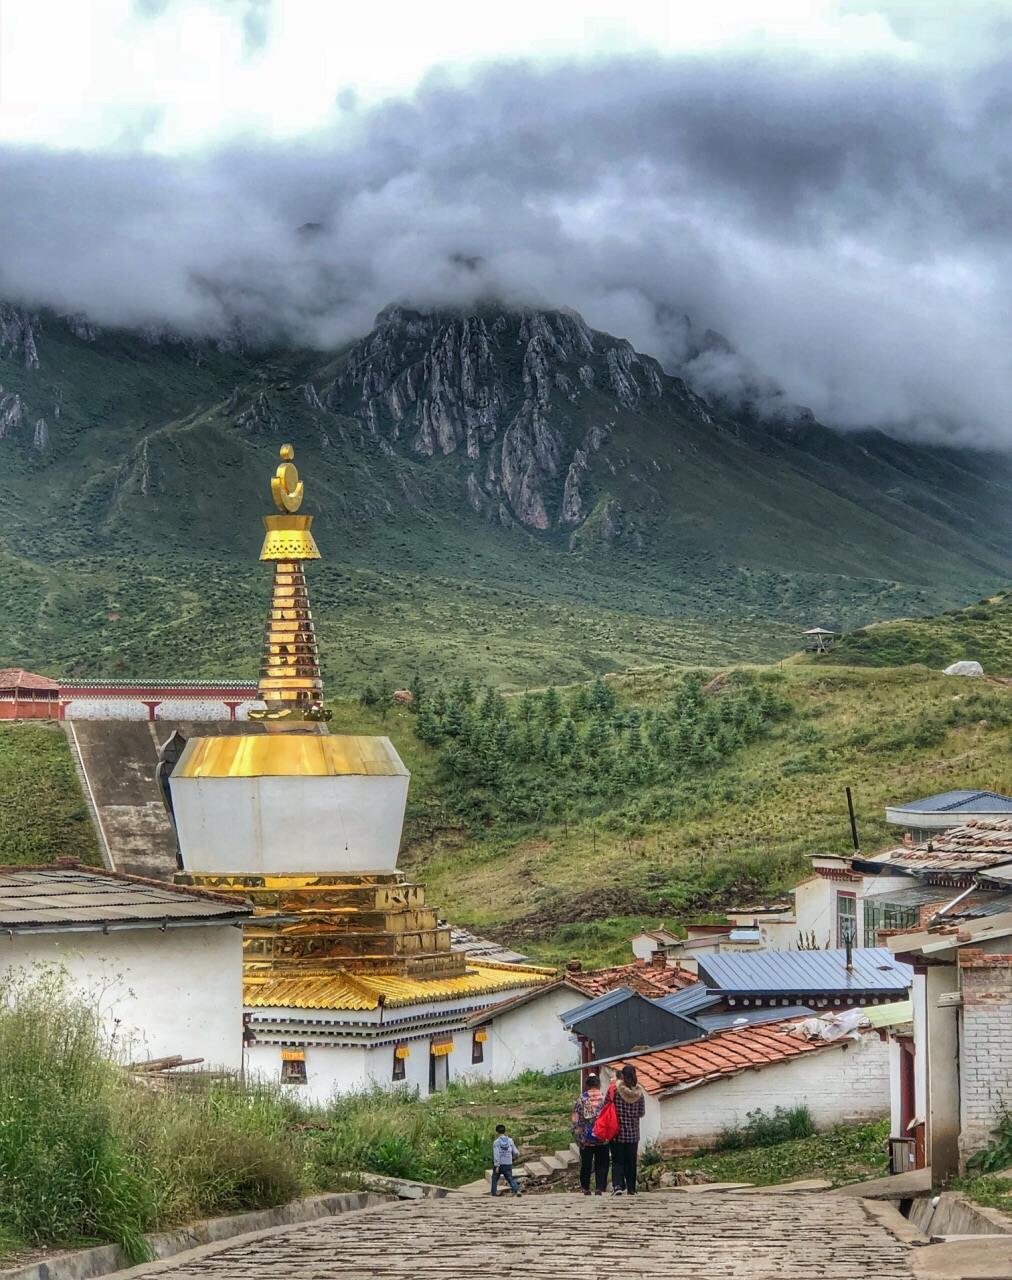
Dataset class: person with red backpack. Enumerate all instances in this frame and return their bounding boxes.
[570,1073,610,1195]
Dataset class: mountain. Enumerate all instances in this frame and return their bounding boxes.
[1,298,1011,685]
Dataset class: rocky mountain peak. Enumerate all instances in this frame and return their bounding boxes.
[325,303,706,531]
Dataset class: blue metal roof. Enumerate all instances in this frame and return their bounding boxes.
[892,790,1012,815]
[559,986,636,1027]
[655,985,722,1017]
[696,1005,814,1031]
[696,948,913,995]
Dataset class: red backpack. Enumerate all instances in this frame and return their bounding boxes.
[591,1082,620,1143]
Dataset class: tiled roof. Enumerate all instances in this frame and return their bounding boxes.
[566,961,696,998]
[0,668,59,692]
[889,790,1012,815]
[862,822,1012,873]
[610,1020,842,1094]
[450,926,528,965]
[696,948,912,996]
[0,864,252,930]
[244,963,552,1011]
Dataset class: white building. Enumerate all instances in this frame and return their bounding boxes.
[463,981,591,1081]
[0,861,251,1068]
[603,1016,894,1153]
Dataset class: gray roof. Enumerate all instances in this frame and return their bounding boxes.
[696,948,913,995]
[560,986,636,1027]
[891,790,1012,816]
[0,867,252,932]
[696,1005,814,1032]
[864,885,955,910]
[655,985,722,1018]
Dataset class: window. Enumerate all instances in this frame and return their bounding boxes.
[281,1050,306,1084]
[863,899,920,947]
[836,892,857,948]
[392,1044,409,1081]
[472,1029,487,1064]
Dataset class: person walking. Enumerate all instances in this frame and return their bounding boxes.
[571,1073,610,1195]
[490,1123,522,1197]
[610,1063,646,1195]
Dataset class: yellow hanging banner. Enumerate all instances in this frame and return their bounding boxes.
[430,1039,454,1057]
[281,1049,305,1062]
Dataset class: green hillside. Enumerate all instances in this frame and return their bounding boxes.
[333,660,1012,965]
[0,724,99,866]
[1,303,1011,685]
[820,591,1012,676]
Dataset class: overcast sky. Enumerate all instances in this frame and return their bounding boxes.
[1,1,1010,443]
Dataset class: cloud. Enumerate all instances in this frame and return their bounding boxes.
[1,43,1011,444]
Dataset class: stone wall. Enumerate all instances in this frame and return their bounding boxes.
[959,949,1012,1165]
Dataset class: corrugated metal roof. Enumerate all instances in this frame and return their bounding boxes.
[0,866,251,929]
[696,1005,814,1032]
[610,1019,841,1094]
[950,894,1012,919]
[865,885,957,910]
[655,985,721,1017]
[244,963,550,1011]
[891,790,1012,815]
[862,1000,913,1028]
[696,948,912,995]
[560,986,636,1027]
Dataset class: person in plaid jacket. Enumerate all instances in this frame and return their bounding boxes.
[610,1063,646,1195]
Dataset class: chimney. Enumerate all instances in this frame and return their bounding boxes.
[903,832,913,848]
[566,958,583,974]
[651,948,668,970]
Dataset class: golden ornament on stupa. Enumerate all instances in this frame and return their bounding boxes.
[249,445,328,721]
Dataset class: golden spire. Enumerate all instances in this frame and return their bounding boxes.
[251,445,327,721]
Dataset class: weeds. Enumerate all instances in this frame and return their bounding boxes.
[715,1105,814,1152]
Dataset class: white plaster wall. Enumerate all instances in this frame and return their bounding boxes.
[0,925,244,1069]
[793,878,834,949]
[911,972,929,1125]
[64,699,151,721]
[248,1042,369,1104]
[631,937,655,962]
[481,989,586,1083]
[154,701,245,720]
[645,1034,890,1152]
[171,773,410,874]
[64,699,256,721]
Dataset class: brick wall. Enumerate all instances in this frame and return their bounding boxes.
[958,949,1012,1164]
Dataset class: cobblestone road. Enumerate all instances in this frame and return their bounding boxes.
[123,1191,914,1280]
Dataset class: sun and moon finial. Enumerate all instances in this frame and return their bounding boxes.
[271,444,304,513]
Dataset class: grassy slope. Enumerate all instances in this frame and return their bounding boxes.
[0,724,99,866]
[677,1119,890,1187]
[822,590,1012,677]
[335,662,1012,964]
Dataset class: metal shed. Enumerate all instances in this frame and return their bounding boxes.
[560,987,702,1060]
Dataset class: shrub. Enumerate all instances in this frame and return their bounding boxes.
[714,1105,815,1153]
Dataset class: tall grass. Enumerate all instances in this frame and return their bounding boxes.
[0,976,574,1262]
[0,972,306,1262]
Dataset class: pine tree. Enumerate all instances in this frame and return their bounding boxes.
[376,678,395,722]
[479,686,508,723]
[432,687,448,718]
[452,677,477,707]
[541,685,563,729]
[409,670,427,712]
[517,692,538,725]
[588,675,618,716]
[415,702,445,747]
[557,718,579,758]
[360,684,378,708]
[444,702,468,738]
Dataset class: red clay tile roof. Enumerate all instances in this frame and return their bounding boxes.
[610,1019,842,1094]
[567,961,697,998]
[0,668,59,692]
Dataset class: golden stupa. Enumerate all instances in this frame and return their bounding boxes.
[250,444,326,720]
[170,447,550,1018]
